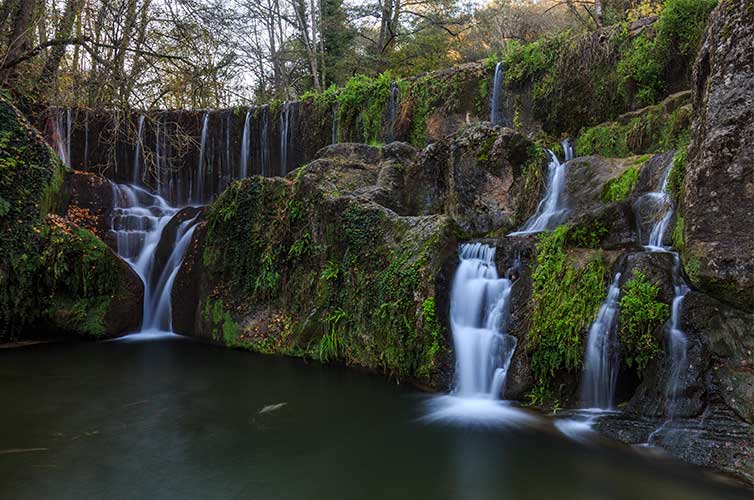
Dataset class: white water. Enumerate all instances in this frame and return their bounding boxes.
[196,112,210,203]
[490,62,505,125]
[258,105,268,176]
[110,183,200,336]
[240,110,251,179]
[53,108,72,166]
[509,143,570,235]
[133,115,145,185]
[280,102,292,176]
[580,273,622,410]
[425,243,531,425]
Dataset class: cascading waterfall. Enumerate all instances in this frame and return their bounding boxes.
[425,243,530,425]
[580,273,622,410]
[196,112,210,203]
[110,183,200,335]
[240,110,251,179]
[451,243,518,398]
[53,108,72,166]
[490,62,505,125]
[509,142,570,235]
[133,115,145,185]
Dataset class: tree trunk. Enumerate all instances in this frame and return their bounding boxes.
[2,0,37,85]
[38,0,84,97]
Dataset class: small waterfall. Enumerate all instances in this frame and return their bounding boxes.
[84,110,89,169]
[490,62,505,125]
[260,105,271,177]
[563,138,574,162]
[424,243,531,425]
[665,257,689,419]
[388,81,399,142]
[279,102,292,176]
[53,108,71,166]
[225,113,232,182]
[451,243,518,398]
[580,273,622,410]
[331,104,339,145]
[509,144,570,235]
[133,115,145,185]
[196,112,210,203]
[111,183,199,334]
[240,110,251,179]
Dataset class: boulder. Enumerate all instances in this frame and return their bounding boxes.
[684,0,754,311]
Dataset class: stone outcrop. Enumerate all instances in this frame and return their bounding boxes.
[173,125,541,388]
[0,97,142,340]
[683,0,754,312]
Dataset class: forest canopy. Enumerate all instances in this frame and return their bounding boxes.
[0,0,652,109]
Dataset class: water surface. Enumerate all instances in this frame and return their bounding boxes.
[0,339,748,500]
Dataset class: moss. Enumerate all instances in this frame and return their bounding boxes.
[672,215,685,252]
[576,123,630,158]
[477,135,497,162]
[618,270,669,371]
[601,165,640,202]
[202,173,456,385]
[528,226,607,398]
[667,143,688,201]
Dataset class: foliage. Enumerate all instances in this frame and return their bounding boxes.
[528,226,607,396]
[666,143,688,200]
[566,221,609,249]
[618,270,669,371]
[601,165,640,202]
[577,123,630,158]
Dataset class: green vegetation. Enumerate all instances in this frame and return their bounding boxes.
[528,226,607,399]
[667,143,688,200]
[618,270,670,371]
[202,173,456,385]
[601,164,641,202]
[566,220,609,249]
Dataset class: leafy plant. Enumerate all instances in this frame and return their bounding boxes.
[618,270,669,371]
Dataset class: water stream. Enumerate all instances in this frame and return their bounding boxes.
[110,183,200,336]
[490,62,505,125]
[580,273,622,410]
[509,142,570,235]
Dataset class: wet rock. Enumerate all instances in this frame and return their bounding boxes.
[683,0,754,311]
[62,170,115,246]
[619,252,676,305]
[152,206,204,287]
[405,123,539,235]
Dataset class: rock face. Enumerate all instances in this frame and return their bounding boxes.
[174,125,541,388]
[684,0,754,311]
[62,170,115,245]
[0,97,142,340]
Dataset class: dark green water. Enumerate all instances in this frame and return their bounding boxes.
[0,337,749,500]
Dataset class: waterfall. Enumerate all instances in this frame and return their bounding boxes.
[388,81,399,142]
[196,112,210,203]
[260,105,271,177]
[225,112,232,184]
[133,115,145,185]
[111,183,200,334]
[509,144,570,235]
[424,243,531,425]
[666,257,689,419]
[84,110,89,169]
[240,110,251,179]
[279,102,290,176]
[580,273,622,410]
[53,108,71,166]
[490,62,505,125]
[563,138,574,162]
[331,104,339,145]
[451,243,518,398]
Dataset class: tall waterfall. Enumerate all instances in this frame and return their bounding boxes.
[490,62,506,125]
[240,110,251,179]
[509,142,570,235]
[580,273,622,409]
[111,183,200,335]
[451,243,518,398]
[52,107,72,166]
